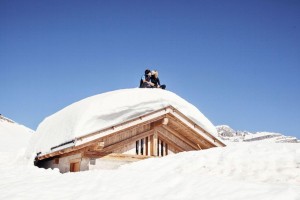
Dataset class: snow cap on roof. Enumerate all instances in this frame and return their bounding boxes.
[28,88,218,155]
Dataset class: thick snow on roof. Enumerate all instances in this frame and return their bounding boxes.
[29,88,218,155]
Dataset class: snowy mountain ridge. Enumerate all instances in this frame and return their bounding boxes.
[216,125,299,143]
[0,114,33,152]
[0,114,16,123]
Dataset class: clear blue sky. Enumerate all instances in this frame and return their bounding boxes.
[1,0,299,138]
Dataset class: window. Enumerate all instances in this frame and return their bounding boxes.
[157,138,168,157]
[135,137,168,157]
[90,158,96,165]
[136,137,148,156]
[53,158,59,164]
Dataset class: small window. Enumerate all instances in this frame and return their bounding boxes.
[54,158,59,164]
[136,138,151,156]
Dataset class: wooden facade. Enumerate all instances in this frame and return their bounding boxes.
[35,106,225,173]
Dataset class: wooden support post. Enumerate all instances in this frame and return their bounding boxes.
[143,138,147,156]
[161,140,164,157]
[157,138,161,157]
[148,135,153,156]
[139,139,142,155]
[165,143,168,155]
[150,135,153,156]
[153,132,158,156]
[145,137,149,156]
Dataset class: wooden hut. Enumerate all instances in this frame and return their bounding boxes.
[35,106,225,173]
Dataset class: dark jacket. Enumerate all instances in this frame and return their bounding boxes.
[140,74,152,88]
[151,75,166,89]
[150,76,161,87]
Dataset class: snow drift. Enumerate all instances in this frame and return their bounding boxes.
[28,88,218,155]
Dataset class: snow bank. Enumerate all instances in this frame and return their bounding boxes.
[28,88,218,155]
[1,142,300,200]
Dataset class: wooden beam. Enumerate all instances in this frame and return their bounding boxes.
[166,116,212,149]
[150,117,169,129]
[157,133,185,152]
[85,153,150,161]
[107,153,150,160]
[38,119,155,160]
[102,129,154,153]
[156,127,194,151]
[84,151,109,158]
[160,125,201,150]
[76,110,170,146]
[91,141,105,150]
[166,112,225,147]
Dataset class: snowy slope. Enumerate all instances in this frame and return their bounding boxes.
[1,142,300,200]
[216,125,299,143]
[28,88,219,156]
[0,115,33,152]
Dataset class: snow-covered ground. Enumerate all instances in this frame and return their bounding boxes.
[1,115,300,200]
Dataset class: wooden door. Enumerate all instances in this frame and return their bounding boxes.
[70,162,80,172]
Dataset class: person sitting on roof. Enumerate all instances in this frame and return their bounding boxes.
[151,70,166,89]
[140,69,155,88]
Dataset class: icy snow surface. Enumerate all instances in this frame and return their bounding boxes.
[1,114,300,200]
[29,88,218,155]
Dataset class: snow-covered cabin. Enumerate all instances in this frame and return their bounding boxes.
[32,89,225,172]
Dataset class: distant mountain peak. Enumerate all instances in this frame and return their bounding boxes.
[0,114,15,124]
[216,125,299,143]
[0,114,34,152]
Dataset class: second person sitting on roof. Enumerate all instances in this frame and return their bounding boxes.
[150,70,166,89]
[140,69,166,89]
